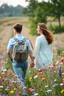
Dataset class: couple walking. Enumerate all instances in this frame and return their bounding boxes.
[7,23,54,96]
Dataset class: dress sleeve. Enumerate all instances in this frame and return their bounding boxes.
[33,37,40,57]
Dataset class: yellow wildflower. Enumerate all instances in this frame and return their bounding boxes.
[0,88,2,92]
[53,48,57,53]
[18,86,22,89]
[9,84,13,86]
[1,72,5,75]
[61,89,64,93]
[13,88,16,91]
[42,76,46,81]
[29,77,32,81]
[10,90,14,94]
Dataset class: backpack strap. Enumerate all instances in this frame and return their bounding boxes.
[13,37,27,43]
[14,37,33,49]
[22,38,27,42]
[13,37,19,42]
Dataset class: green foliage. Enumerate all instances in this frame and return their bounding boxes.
[23,0,38,17]
[48,0,64,27]
[0,37,3,40]
[34,3,47,23]
[48,0,64,16]
[24,1,47,36]
[0,28,4,32]
[57,47,64,56]
[29,18,37,35]
[49,25,64,34]
[23,0,64,35]
[0,20,9,25]
[5,58,13,71]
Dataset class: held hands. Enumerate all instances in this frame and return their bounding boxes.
[30,56,35,68]
[30,62,35,68]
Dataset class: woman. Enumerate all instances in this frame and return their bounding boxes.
[32,23,54,70]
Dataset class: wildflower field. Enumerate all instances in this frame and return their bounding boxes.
[0,17,64,96]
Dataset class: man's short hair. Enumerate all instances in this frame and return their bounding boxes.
[13,23,22,33]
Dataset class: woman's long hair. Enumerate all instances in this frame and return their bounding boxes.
[38,23,54,44]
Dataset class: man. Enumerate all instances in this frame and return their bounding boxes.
[7,23,33,96]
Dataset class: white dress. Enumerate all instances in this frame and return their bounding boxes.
[33,34,53,70]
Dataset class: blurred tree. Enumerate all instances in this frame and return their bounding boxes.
[29,2,47,35]
[23,0,38,17]
[0,4,9,14]
[0,4,24,17]
[23,0,48,35]
[48,0,64,28]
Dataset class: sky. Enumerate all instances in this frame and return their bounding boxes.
[0,0,43,7]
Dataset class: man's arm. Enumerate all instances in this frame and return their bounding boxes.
[7,50,12,62]
[28,50,35,68]
[28,50,33,60]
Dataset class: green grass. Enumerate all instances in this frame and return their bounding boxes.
[0,20,10,25]
[0,36,3,40]
[6,21,29,26]
[0,28,4,32]
[0,17,22,25]
[6,23,15,26]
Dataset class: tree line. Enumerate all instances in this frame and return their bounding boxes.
[0,4,24,17]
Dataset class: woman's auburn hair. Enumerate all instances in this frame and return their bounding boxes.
[38,23,54,44]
